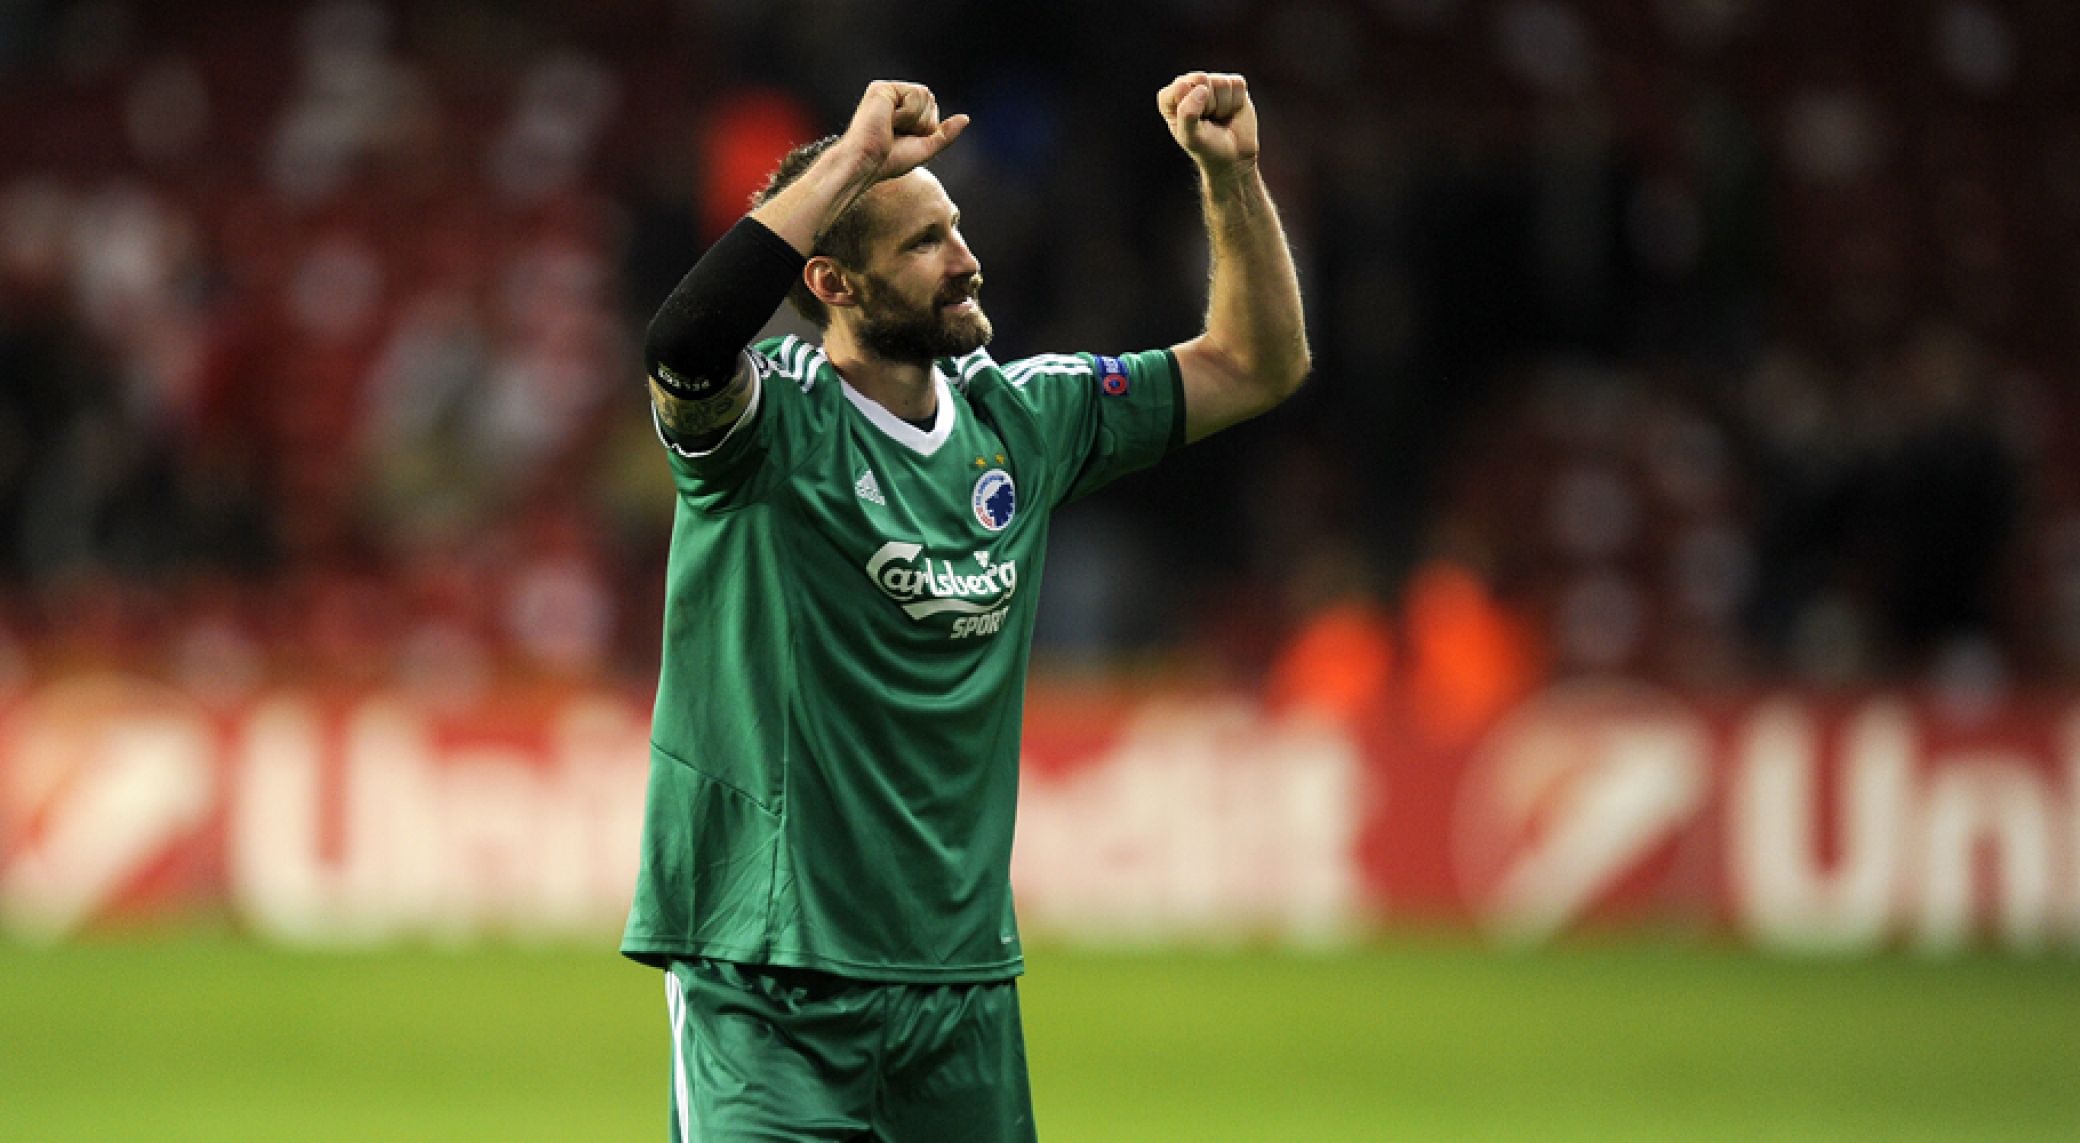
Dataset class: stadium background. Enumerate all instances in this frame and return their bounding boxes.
[4,0,2079,1138]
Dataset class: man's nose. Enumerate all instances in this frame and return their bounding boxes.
[948,232,980,276]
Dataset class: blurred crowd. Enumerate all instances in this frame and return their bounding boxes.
[1,0,2077,697]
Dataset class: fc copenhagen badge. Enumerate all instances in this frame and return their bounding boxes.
[972,468,1016,532]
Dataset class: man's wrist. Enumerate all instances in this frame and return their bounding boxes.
[1197,156,1262,194]
[816,135,886,188]
[807,139,893,231]
[751,139,884,254]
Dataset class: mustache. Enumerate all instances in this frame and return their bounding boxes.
[936,273,984,306]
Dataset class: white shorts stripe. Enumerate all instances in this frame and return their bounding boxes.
[666,971,695,1143]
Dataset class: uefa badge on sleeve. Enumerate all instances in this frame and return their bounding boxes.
[1097,355,1129,397]
[973,469,1016,532]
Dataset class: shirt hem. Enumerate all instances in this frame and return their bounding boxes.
[619,939,1025,983]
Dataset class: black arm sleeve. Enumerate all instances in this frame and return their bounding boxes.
[643,217,808,400]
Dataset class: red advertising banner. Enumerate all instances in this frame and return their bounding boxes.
[0,676,649,945]
[1407,681,2080,955]
[2,672,2075,954]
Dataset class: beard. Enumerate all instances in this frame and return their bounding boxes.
[853,272,993,365]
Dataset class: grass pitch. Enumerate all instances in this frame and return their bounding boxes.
[3,932,2076,1140]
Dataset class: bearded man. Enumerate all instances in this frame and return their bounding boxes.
[623,74,1309,1142]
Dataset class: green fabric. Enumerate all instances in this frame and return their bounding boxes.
[623,337,1182,982]
[664,958,1036,1142]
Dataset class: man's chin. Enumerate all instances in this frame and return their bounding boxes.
[857,308,994,363]
[927,308,994,357]
[947,311,994,353]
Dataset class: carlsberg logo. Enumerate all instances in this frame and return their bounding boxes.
[868,541,1017,620]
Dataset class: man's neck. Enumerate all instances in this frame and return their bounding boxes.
[823,328,938,422]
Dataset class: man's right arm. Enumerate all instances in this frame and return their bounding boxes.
[642,219,800,451]
[643,81,968,451]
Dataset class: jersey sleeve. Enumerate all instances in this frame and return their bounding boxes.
[1001,348,1185,505]
[652,335,825,510]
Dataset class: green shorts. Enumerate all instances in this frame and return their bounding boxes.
[662,958,1037,1143]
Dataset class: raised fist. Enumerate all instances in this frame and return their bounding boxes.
[844,80,970,181]
[1157,72,1258,171]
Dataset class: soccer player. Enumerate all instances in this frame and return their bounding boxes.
[624,73,1308,1141]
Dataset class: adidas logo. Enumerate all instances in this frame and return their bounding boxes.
[854,468,887,506]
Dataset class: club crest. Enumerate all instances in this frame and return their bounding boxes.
[972,468,1016,532]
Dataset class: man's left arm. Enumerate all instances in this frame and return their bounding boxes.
[1160,71,1311,443]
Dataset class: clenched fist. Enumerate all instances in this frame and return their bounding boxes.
[843,80,970,182]
[1158,72,1258,172]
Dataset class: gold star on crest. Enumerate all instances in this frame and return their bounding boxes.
[995,453,1006,464]
[974,456,986,468]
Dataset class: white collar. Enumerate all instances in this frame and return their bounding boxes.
[839,366,956,456]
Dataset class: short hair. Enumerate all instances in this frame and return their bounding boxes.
[752,135,885,328]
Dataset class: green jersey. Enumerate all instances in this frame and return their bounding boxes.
[622,335,1183,982]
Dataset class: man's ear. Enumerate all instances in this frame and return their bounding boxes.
[806,257,859,311]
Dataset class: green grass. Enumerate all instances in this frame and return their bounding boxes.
[3,932,2077,1140]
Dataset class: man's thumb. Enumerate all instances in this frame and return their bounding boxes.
[1177,84,1211,124]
